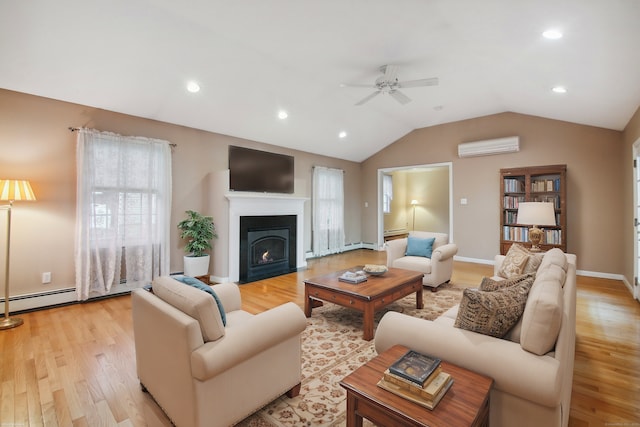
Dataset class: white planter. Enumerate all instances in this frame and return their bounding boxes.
[183,254,210,277]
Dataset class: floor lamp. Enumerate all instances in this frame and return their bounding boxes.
[410,199,418,230]
[1,179,36,330]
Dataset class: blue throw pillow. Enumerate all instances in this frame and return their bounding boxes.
[405,236,436,258]
[172,275,226,326]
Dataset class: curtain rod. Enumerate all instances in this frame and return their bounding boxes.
[68,127,177,147]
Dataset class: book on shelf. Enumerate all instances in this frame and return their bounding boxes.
[377,375,454,410]
[383,368,450,400]
[388,349,441,387]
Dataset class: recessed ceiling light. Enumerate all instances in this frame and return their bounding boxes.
[278,110,288,119]
[339,131,347,138]
[552,86,567,93]
[543,29,563,40]
[186,81,200,93]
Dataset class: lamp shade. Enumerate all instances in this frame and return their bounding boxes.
[410,199,418,205]
[0,180,36,201]
[517,202,555,226]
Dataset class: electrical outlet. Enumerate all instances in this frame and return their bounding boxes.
[42,272,51,284]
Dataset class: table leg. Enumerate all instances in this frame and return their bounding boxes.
[363,304,374,341]
[345,392,363,427]
[304,286,312,317]
[416,284,424,309]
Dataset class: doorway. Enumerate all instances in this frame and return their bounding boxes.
[377,162,453,249]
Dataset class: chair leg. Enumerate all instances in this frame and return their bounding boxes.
[286,382,301,398]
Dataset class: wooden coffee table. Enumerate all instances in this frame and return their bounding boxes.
[339,345,493,427]
[304,267,424,341]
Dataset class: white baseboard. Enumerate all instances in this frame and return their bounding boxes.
[1,287,77,314]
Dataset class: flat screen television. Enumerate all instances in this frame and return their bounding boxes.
[229,145,295,194]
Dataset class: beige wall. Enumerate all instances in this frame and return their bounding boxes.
[362,112,625,275]
[0,89,361,297]
[1,88,636,301]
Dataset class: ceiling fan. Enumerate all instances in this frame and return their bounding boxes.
[342,65,438,106]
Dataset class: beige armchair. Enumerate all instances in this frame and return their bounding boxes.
[131,276,307,427]
[385,231,458,290]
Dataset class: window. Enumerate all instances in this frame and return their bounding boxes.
[383,174,393,214]
[312,166,345,256]
[75,129,172,300]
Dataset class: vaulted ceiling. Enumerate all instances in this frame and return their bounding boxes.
[1,0,639,162]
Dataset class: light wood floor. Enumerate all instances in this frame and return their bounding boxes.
[1,250,638,426]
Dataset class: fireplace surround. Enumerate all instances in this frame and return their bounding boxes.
[226,193,307,283]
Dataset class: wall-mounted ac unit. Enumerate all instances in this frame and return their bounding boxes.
[458,136,520,158]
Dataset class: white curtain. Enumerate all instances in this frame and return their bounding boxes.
[312,166,345,256]
[75,129,172,300]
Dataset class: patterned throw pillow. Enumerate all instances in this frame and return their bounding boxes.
[454,274,535,338]
[498,244,539,279]
[479,273,536,292]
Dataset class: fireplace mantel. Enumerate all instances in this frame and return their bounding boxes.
[226,193,308,282]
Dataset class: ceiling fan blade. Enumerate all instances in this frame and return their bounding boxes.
[355,91,381,106]
[389,90,411,105]
[340,82,376,88]
[382,64,399,82]
[397,77,439,88]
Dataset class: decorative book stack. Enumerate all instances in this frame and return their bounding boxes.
[377,350,453,410]
[338,270,367,283]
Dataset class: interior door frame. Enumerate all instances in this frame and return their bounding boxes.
[376,162,453,250]
[633,138,640,301]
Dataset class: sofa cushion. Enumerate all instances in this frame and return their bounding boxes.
[520,272,564,355]
[538,248,569,272]
[173,275,226,326]
[405,236,435,258]
[498,244,542,279]
[152,276,225,342]
[392,255,432,274]
[454,274,534,338]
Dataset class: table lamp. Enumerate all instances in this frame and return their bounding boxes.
[0,179,36,330]
[516,202,556,252]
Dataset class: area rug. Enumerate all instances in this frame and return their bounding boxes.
[236,281,469,427]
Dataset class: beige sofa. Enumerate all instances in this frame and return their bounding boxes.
[385,231,458,289]
[131,276,307,427]
[375,248,576,427]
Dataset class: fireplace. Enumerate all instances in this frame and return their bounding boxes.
[239,215,297,283]
[226,193,307,283]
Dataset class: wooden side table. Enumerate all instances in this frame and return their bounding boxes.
[339,345,493,427]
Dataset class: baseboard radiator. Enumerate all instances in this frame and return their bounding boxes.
[0,283,137,315]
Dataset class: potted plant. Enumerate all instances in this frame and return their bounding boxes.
[177,210,217,277]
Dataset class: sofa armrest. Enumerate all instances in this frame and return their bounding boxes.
[211,282,242,312]
[190,302,307,381]
[432,243,458,261]
[385,238,408,267]
[374,312,563,407]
